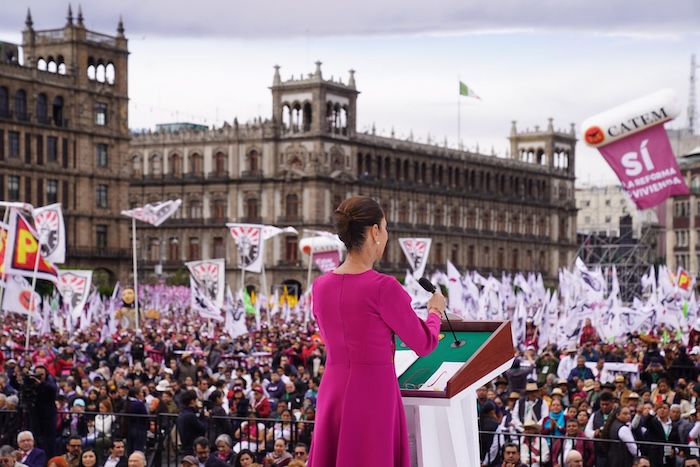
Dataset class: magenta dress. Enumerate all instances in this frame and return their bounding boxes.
[307,270,441,467]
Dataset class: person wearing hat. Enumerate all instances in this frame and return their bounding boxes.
[250,386,271,419]
[520,420,549,467]
[613,375,633,406]
[175,352,197,386]
[535,349,559,386]
[554,379,572,407]
[180,455,198,467]
[494,376,510,406]
[513,383,549,432]
[626,392,641,414]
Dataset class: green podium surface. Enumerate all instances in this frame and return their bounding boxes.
[398,320,513,399]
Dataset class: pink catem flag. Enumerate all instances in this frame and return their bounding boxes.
[598,125,688,209]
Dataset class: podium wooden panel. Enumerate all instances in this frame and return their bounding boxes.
[398,320,514,467]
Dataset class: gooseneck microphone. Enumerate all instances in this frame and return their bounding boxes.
[418,278,466,348]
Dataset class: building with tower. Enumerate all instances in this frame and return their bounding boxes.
[129,62,578,292]
[0,8,131,284]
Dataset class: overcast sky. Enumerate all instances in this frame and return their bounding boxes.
[2,1,700,187]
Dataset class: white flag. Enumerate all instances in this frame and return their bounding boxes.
[32,203,66,264]
[2,275,40,315]
[226,223,265,273]
[57,270,93,315]
[121,199,182,227]
[398,238,431,279]
[223,286,248,339]
[262,225,298,240]
[186,259,225,308]
[190,276,223,322]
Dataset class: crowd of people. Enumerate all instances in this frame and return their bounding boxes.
[479,319,700,467]
[0,310,321,467]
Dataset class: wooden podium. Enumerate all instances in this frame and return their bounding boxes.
[397,320,514,467]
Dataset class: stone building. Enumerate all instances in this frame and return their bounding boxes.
[130,62,578,292]
[0,8,131,283]
[576,184,658,238]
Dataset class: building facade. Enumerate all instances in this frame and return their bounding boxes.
[576,184,658,239]
[129,63,578,292]
[0,9,131,283]
[665,148,700,276]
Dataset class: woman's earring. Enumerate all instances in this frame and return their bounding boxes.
[376,240,380,245]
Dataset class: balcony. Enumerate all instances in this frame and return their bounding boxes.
[239,216,262,224]
[277,215,303,224]
[69,247,131,259]
[184,173,205,180]
[208,171,229,180]
[207,217,228,226]
[276,259,302,267]
[241,170,264,179]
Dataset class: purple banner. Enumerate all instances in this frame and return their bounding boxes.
[598,124,688,209]
[313,250,340,274]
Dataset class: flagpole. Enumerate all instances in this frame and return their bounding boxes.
[25,236,43,352]
[458,75,461,150]
[306,243,314,294]
[261,262,271,329]
[131,217,141,333]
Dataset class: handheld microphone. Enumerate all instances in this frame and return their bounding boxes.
[418,278,466,348]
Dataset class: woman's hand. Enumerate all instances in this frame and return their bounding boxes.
[427,292,447,317]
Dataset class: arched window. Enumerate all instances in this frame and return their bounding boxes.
[14,90,27,121]
[131,155,142,178]
[190,153,203,176]
[168,237,180,263]
[214,152,227,177]
[245,198,258,221]
[212,200,227,220]
[189,200,202,219]
[303,103,312,132]
[0,87,8,117]
[149,154,162,178]
[248,150,259,174]
[286,194,299,220]
[106,63,115,85]
[53,96,64,126]
[691,176,700,194]
[36,93,48,124]
[169,153,182,177]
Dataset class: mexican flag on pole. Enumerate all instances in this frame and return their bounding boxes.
[459,81,481,99]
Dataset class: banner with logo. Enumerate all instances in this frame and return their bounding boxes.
[57,270,93,314]
[185,259,225,308]
[190,276,224,322]
[398,238,431,279]
[4,208,58,284]
[582,89,688,209]
[33,203,66,264]
[226,223,265,273]
[2,274,41,315]
[312,250,341,274]
[121,199,182,226]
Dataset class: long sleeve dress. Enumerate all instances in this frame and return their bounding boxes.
[307,270,441,467]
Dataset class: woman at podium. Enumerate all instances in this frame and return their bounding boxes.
[307,196,446,467]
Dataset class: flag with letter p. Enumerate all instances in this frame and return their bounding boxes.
[4,208,58,284]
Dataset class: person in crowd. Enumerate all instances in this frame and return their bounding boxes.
[565,450,584,467]
[632,456,651,467]
[233,449,259,467]
[501,443,524,467]
[266,410,294,447]
[62,436,83,467]
[512,382,549,432]
[47,457,68,467]
[121,387,147,456]
[233,410,266,454]
[585,391,614,467]
[685,455,700,467]
[558,346,578,382]
[15,431,46,467]
[263,439,292,466]
[479,401,502,467]
[0,445,26,467]
[639,401,680,467]
[193,436,229,467]
[535,349,560,385]
[600,406,638,467]
[292,444,308,466]
[176,390,208,456]
[250,388,271,420]
[567,356,594,392]
[520,421,549,467]
[126,452,146,467]
[551,418,594,467]
[505,359,530,395]
[613,375,633,405]
[214,434,236,465]
[207,390,231,446]
[78,450,97,467]
[101,439,126,467]
[306,196,445,467]
[650,378,680,405]
[541,398,566,437]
